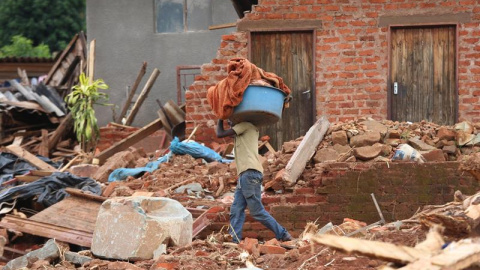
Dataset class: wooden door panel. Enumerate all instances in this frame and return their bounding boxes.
[251,31,314,150]
[390,26,456,125]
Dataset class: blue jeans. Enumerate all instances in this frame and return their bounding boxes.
[229,169,288,243]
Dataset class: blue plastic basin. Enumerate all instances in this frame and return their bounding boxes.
[231,85,286,126]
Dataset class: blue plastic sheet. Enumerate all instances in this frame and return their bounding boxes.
[108,137,231,182]
[170,137,224,162]
[108,152,172,182]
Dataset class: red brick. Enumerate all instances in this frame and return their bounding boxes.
[238,237,258,254]
[258,244,286,255]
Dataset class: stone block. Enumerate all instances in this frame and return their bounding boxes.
[331,130,348,146]
[91,197,192,261]
[68,164,99,178]
[313,148,339,163]
[421,149,446,162]
[350,131,381,147]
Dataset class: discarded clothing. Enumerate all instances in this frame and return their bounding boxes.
[206,57,291,119]
[0,172,101,207]
[108,152,172,182]
[0,152,61,184]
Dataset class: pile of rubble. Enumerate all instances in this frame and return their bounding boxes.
[2,115,480,269]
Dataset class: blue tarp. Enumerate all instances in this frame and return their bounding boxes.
[108,152,172,182]
[108,137,231,182]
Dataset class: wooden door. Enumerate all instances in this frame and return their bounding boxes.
[390,26,456,125]
[250,31,314,150]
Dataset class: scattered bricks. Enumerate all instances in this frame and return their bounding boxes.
[264,238,280,246]
[437,127,457,141]
[353,143,383,160]
[282,141,298,153]
[331,130,348,145]
[298,244,313,254]
[102,181,119,197]
[421,149,446,162]
[151,262,179,270]
[258,244,286,255]
[238,238,258,254]
[349,131,381,147]
[313,148,339,163]
[443,145,457,154]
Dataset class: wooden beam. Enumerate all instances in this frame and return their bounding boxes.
[311,234,430,264]
[125,68,161,126]
[94,118,163,164]
[282,117,330,186]
[48,113,73,151]
[65,188,107,202]
[0,215,92,247]
[208,22,237,30]
[87,39,96,81]
[15,175,41,183]
[38,129,49,157]
[117,62,147,123]
[5,145,56,171]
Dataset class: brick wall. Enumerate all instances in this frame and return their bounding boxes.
[185,0,480,146]
[199,162,479,240]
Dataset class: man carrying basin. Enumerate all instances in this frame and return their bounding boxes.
[206,57,293,243]
[216,119,292,243]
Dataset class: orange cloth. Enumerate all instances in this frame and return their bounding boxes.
[207,58,291,120]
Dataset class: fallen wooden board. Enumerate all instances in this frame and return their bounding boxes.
[282,117,330,186]
[311,234,430,264]
[5,145,56,171]
[0,215,93,247]
[15,175,41,183]
[94,118,163,164]
[400,241,480,270]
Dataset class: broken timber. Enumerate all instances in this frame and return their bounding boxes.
[282,117,330,186]
[94,118,163,164]
[118,62,147,123]
[125,68,161,126]
[5,145,56,171]
[311,234,429,264]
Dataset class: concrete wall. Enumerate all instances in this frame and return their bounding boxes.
[86,0,238,127]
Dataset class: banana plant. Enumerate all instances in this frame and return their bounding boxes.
[66,72,110,152]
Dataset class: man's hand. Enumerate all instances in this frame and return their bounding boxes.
[216,119,236,138]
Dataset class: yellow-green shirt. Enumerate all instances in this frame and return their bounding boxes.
[232,122,263,175]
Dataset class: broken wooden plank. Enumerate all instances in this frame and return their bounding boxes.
[11,130,25,146]
[118,62,147,123]
[208,22,236,30]
[38,129,49,157]
[30,170,54,177]
[192,209,211,238]
[282,117,330,186]
[0,215,92,247]
[48,113,73,152]
[5,145,56,171]
[399,241,480,270]
[125,68,161,126]
[94,118,163,164]
[30,196,102,235]
[310,234,430,264]
[65,187,107,202]
[87,39,96,81]
[15,175,41,183]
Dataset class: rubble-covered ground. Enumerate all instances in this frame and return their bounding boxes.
[2,118,480,269]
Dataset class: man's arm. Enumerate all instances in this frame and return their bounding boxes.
[216,119,236,138]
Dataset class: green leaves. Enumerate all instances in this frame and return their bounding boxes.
[0,35,51,58]
[66,72,110,150]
